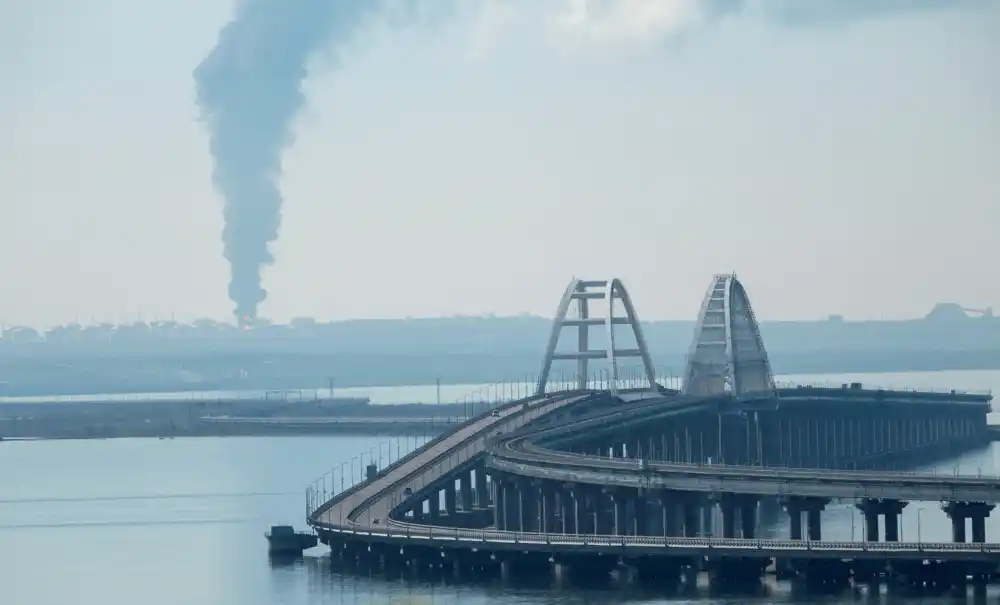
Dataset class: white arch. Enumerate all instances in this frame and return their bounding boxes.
[536,278,658,396]
[681,274,776,399]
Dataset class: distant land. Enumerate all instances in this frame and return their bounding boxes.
[0,303,997,397]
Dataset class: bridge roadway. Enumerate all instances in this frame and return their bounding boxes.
[310,391,596,530]
[308,392,999,565]
[314,525,999,561]
[487,396,1000,502]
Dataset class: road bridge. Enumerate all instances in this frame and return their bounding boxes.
[307,274,997,592]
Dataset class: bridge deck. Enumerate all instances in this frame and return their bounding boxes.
[487,393,1000,502]
[311,392,591,529]
[316,525,1000,561]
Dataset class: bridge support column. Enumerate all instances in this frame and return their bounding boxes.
[595,490,614,535]
[942,502,994,543]
[678,493,704,537]
[428,489,441,522]
[854,499,909,542]
[558,485,572,534]
[739,497,758,539]
[855,500,881,542]
[519,483,540,533]
[542,486,558,533]
[474,466,489,508]
[783,496,828,541]
[782,497,802,541]
[720,498,737,539]
[660,494,678,537]
[497,478,519,531]
[633,490,651,536]
[460,471,473,512]
[611,490,629,536]
[444,481,457,517]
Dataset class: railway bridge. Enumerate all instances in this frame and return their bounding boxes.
[307,274,996,592]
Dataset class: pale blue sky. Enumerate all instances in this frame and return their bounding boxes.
[3,1,999,327]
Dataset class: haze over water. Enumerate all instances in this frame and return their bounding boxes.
[0,369,997,605]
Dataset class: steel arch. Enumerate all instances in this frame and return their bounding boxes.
[681,274,775,398]
[536,278,657,396]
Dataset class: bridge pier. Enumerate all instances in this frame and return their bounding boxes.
[782,496,828,541]
[496,477,518,531]
[856,498,908,542]
[610,489,629,535]
[474,467,489,508]
[518,482,539,532]
[541,486,558,533]
[942,501,995,544]
[428,488,441,522]
[444,481,457,517]
[459,471,473,511]
[718,494,758,539]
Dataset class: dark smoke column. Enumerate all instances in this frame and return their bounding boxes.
[194,0,376,324]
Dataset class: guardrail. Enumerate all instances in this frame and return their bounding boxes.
[311,524,1000,554]
[339,392,597,525]
[306,391,594,523]
[775,381,992,397]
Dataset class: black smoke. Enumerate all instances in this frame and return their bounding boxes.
[194,0,379,324]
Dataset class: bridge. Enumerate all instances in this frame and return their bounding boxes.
[306,274,996,591]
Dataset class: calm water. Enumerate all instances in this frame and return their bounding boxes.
[1,369,999,605]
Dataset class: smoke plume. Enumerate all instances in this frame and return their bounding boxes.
[194,0,379,324]
[195,0,977,324]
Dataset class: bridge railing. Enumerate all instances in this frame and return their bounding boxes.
[502,436,1000,482]
[309,523,1000,553]
[346,393,598,526]
[774,380,992,397]
[304,381,576,519]
[303,369,681,518]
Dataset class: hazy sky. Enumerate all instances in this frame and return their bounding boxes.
[3,0,999,327]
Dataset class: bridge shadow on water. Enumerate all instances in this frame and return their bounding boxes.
[267,551,1000,605]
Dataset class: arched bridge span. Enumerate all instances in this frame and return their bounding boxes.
[535,278,657,396]
[682,274,776,398]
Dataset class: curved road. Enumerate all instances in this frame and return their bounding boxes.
[486,398,1000,502]
[311,391,594,531]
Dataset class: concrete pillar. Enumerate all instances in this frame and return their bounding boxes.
[459,472,473,511]
[855,500,882,542]
[596,492,615,535]
[428,489,441,521]
[721,500,736,538]
[788,497,828,541]
[806,507,822,541]
[519,484,539,532]
[661,497,678,537]
[943,502,995,543]
[740,501,758,539]
[502,482,519,531]
[785,499,802,541]
[475,468,488,508]
[682,499,700,538]
[971,514,987,543]
[882,500,907,542]
[613,493,628,536]
[952,513,967,543]
[444,481,457,516]
[542,487,558,533]
[559,488,571,534]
